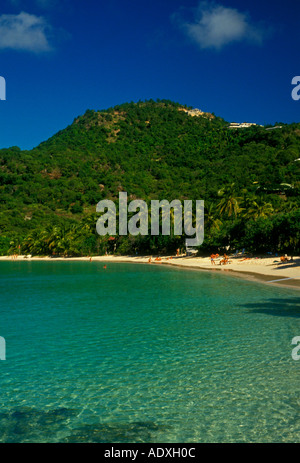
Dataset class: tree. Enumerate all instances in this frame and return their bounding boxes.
[217,183,242,220]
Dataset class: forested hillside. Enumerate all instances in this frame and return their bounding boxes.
[0,99,299,256]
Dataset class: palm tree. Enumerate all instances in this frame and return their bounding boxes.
[240,190,273,220]
[83,214,98,233]
[245,200,274,220]
[46,225,76,256]
[205,203,222,232]
[217,183,242,220]
[23,229,48,255]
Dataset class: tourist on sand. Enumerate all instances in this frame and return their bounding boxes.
[219,254,229,265]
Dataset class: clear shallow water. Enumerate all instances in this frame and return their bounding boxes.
[0,261,300,443]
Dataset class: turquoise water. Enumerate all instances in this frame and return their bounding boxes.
[0,261,300,443]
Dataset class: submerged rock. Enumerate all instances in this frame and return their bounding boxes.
[64,421,168,443]
[0,406,78,443]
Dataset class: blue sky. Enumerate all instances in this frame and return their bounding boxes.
[0,0,299,150]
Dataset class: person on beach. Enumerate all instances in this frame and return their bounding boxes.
[220,254,229,265]
[211,254,215,265]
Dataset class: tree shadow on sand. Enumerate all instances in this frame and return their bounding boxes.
[272,259,300,270]
[242,297,300,318]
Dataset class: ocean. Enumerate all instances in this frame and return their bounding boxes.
[0,261,299,442]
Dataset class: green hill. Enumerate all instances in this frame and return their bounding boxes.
[0,99,299,256]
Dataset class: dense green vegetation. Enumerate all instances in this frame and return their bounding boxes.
[0,99,299,256]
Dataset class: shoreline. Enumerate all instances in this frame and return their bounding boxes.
[1,254,299,290]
